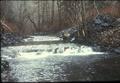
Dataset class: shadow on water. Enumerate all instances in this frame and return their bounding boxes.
[10,53,119,82]
[43,54,120,81]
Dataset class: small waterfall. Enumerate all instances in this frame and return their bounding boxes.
[1,36,108,82]
[1,44,106,61]
[51,45,106,56]
[1,36,106,61]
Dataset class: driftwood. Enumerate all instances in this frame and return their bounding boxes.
[0,20,13,32]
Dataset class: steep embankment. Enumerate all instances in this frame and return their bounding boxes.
[86,15,120,52]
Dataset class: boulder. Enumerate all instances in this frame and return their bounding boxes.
[57,26,80,42]
[57,14,120,49]
[1,32,23,47]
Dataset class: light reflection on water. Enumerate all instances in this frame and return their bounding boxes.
[2,44,106,61]
[1,36,119,82]
[1,44,107,82]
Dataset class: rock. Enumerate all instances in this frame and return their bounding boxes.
[114,47,120,54]
[1,60,9,73]
[93,14,116,31]
[1,60,11,82]
[57,26,80,42]
[57,14,120,50]
[1,32,24,47]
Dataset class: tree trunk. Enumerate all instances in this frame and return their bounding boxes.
[51,0,55,24]
[38,0,40,32]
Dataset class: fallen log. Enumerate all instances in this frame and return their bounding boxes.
[0,20,13,32]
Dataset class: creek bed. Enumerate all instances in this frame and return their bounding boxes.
[1,36,120,82]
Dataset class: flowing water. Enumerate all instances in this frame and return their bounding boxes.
[1,36,120,82]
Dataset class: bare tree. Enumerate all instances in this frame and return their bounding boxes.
[51,0,55,24]
[81,0,86,37]
[57,0,62,28]
[37,0,40,32]
[94,0,99,15]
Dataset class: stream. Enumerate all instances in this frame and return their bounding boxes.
[1,35,120,82]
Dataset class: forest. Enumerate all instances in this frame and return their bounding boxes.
[1,0,120,48]
[1,0,120,82]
